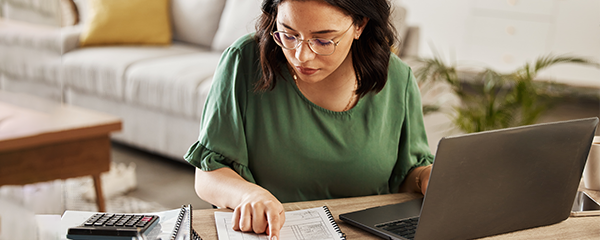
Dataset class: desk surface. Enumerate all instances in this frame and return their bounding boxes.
[193,190,600,240]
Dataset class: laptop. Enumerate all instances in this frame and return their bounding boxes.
[340,117,598,240]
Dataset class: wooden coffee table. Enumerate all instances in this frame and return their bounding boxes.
[0,91,122,212]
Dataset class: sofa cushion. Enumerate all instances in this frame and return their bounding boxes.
[211,0,262,51]
[124,52,222,119]
[61,43,203,100]
[0,19,62,85]
[171,0,227,48]
[0,44,62,85]
[79,0,172,47]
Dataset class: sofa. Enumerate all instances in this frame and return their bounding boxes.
[0,0,420,161]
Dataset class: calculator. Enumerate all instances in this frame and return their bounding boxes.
[67,213,160,240]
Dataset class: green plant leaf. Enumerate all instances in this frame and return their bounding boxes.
[416,53,600,133]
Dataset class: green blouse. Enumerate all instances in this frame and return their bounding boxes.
[184,34,434,203]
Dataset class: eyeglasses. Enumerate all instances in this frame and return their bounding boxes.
[271,24,353,56]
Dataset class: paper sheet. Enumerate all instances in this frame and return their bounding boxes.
[214,206,344,240]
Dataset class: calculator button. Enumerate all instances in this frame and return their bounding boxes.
[136,216,152,227]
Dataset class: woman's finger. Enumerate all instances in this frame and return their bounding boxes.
[266,207,285,240]
[252,203,268,233]
[234,203,253,232]
[232,207,242,231]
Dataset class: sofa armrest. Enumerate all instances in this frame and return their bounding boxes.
[0,19,62,54]
[0,18,83,55]
[399,26,420,58]
[61,25,81,54]
[389,1,410,56]
[388,0,420,58]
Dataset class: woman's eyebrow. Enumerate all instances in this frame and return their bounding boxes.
[279,22,338,34]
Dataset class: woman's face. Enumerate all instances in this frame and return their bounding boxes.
[275,0,359,84]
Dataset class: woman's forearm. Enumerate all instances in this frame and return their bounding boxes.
[194,167,268,209]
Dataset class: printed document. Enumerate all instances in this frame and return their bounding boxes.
[215,206,345,240]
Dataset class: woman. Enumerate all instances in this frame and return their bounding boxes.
[184,0,434,239]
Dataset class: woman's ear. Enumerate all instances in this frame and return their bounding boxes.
[354,17,370,39]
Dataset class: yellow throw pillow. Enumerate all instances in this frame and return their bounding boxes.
[79,0,172,47]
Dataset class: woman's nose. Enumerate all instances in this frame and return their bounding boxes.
[294,41,316,63]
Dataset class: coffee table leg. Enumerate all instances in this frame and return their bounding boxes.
[92,174,106,212]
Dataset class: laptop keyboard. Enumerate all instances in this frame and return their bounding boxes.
[376,216,419,240]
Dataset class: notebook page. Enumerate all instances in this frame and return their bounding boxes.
[214,206,345,240]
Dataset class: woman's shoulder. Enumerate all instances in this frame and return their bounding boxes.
[226,33,259,53]
[383,53,414,94]
[215,33,261,76]
[388,53,412,77]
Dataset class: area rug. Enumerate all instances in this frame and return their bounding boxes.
[63,174,167,213]
[64,183,167,213]
[0,162,167,214]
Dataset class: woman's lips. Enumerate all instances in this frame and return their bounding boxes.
[296,66,318,75]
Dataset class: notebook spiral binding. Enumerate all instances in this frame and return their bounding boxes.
[323,206,347,240]
[171,204,202,240]
[170,206,184,240]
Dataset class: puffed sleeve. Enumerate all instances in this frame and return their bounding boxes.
[389,66,435,192]
[184,36,258,184]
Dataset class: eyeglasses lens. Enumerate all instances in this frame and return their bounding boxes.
[272,32,335,55]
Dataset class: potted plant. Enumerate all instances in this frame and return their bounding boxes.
[414,54,600,133]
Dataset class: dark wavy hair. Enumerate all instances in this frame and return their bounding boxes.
[254,0,397,97]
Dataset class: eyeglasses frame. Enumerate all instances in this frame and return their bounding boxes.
[271,23,354,56]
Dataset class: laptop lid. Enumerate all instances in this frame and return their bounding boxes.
[340,117,598,240]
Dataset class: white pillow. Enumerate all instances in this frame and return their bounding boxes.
[211,0,262,51]
[171,0,227,47]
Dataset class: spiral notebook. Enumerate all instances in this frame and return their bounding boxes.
[214,206,346,240]
[171,204,202,240]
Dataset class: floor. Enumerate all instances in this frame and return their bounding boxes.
[114,96,600,211]
[111,143,214,210]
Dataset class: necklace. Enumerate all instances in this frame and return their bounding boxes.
[290,69,357,111]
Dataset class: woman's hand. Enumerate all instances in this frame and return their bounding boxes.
[232,189,286,240]
[194,168,285,240]
[399,164,433,195]
[416,165,432,195]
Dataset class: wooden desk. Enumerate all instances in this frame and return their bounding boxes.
[0,91,121,212]
[193,191,600,239]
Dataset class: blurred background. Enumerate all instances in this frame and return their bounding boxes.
[0,1,598,239]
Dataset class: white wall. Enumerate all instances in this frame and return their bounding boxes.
[402,0,471,59]
[402,0,600,87]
